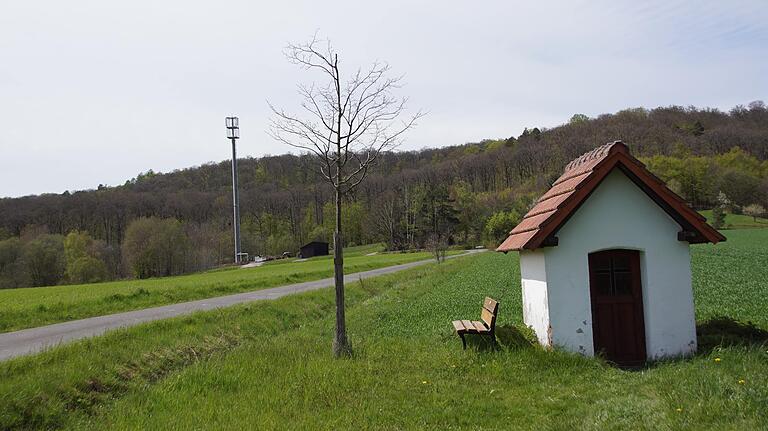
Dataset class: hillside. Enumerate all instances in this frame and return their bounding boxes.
[0,103,766,286]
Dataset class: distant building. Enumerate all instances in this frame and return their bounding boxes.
[497,141,724,366]
[299,241,329,258]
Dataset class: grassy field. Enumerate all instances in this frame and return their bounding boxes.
[0,246,441,333]
[699,210,768,229]
[0,230,766,429]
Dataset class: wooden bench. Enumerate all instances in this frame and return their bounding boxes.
[452,297,499,349]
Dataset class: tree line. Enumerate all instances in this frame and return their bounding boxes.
[0,217,231,288]
[1,102,767,288]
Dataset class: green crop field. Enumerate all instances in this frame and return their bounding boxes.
[1,230,766,430]
[0,246,444,333]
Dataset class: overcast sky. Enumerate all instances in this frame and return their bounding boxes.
[1,1,766,198]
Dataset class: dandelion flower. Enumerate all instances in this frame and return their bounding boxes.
[676,408,683,413]
[714,357,721,363]
[738,379,745,384]
[422,380,428,384]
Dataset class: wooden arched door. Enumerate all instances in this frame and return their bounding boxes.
[588,249,646,366]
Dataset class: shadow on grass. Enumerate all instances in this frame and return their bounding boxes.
[696,316,768,354]
[635,316,768,371]
[463,325,537,352]
[458,318,768,365]
[496,325,537,350]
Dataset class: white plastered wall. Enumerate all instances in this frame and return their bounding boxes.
[520,250,550,346]
[521,169,697,359]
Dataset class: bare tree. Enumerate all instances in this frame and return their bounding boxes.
[268,34,422,357]
[425,233,448,263]
[372,190,400,250]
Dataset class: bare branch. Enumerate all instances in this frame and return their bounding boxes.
[268,33,422,193]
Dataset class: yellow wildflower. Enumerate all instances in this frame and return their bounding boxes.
[714,357,721,362]
[675,408,683,413]
[738,379,745,385]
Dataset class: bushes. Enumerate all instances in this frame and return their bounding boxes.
[0,219,211,288]
[21,234,66,287]
[0,231,119,288]
[484,210,521,247]
[63,231,111,284]
[67,256,109,284]
[0,237,25,288]
[122,217,190,279]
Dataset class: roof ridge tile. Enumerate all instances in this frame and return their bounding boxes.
[562,141,621,173]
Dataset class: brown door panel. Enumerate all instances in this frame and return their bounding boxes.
[589,249,646,365]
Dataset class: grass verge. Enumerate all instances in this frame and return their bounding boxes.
[0,249,446,333]
[0,230,766,429]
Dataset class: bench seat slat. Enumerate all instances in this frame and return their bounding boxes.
[461,320,477,333]
[472,321,489,333]
[452,320,466,333]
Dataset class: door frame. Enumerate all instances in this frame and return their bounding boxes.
[588,248,647,366]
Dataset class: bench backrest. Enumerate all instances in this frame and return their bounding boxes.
[481,297,499,331]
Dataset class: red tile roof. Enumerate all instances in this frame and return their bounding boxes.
[496,141,725,252]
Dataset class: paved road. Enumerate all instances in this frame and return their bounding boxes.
[0,250,485,361]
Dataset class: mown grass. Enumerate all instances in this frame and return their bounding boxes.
[0,249,440,333]
[699,210,768,229]
[1,230,766,430]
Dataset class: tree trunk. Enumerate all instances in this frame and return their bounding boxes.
[332,186,351,357]
[331,53,351,358]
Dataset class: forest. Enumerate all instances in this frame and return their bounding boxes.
[0,102,766,288]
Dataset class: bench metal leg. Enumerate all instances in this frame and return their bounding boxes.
[459,333,467,350]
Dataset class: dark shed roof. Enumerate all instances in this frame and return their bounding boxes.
[300,241,329,257]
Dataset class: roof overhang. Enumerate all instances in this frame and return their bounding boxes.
[496,142,725,252]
